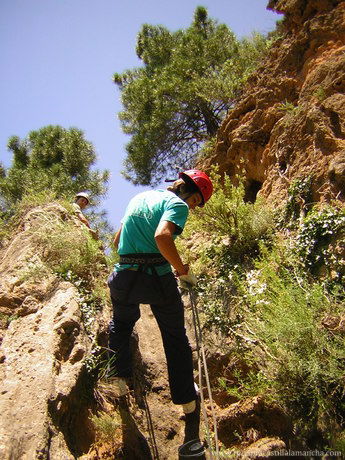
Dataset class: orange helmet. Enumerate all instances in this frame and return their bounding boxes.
[179,169,213,206]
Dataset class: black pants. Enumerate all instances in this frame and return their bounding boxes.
[107,269,197,405]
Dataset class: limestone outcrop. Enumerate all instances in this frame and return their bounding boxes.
[206,0,345,205]
[0,204,203,460]
[0,204,110,459]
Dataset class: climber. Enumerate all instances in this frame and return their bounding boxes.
[107,169,213,422]
[73,192,91,227]
[73,192,99,240]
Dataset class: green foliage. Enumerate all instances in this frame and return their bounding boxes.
[85,346,118,380]
[284,175,313,223]
[295,205,345,281]
[85,208,114,245]
[314,87,327,102]
[194,228,343,446]
[331,432,345,454]
[0,214,13,247]
[277,101,302,128]
[15,189,61,215]
[90,411,121,443]
[0,125,109,212]
[61,270,110,341]
[17,260,51,283]
[180,178,344,447]
[0,312,19,329]
[114,7,270,185]
[238,251,345,444]
[0,190,65,248]
[182,169,274,273]
[196,32,273,106]
[179,170,274,350]
[32,220,103,280]
[278,100,295,112]
[218,369,271,401]
[196,136,217,162]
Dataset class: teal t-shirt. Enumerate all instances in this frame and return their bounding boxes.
[115,190,189,275]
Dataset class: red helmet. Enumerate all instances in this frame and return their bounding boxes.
[179,169,213,206]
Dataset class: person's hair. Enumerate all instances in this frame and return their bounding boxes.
[167,178,199,201]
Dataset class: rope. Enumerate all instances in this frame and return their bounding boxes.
[189,287,220,460]
[142,390,160,460]
[134,368,160,460]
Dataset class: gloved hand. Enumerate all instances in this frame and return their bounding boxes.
[178,270,197,289]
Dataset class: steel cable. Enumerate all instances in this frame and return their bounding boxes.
[189,287,220,459]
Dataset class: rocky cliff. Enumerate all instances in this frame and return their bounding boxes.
[206,0,345,205]
[0,204,111,459]
[1,2,344,458]
[0,204,291,459]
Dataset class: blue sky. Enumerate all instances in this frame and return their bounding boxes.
[0,0,280,229]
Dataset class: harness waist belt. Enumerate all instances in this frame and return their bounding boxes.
[119,253,169,266]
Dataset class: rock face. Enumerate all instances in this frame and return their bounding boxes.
[217,396,291,447]
[0,204,110,459]
[0,204,291,459]
[128,308,188,459]
[206,0,345,205]
[0,204,205,460]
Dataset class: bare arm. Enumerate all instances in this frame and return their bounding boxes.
[76,213,91,228]
[113,225,122,249]
[155,221,189,276]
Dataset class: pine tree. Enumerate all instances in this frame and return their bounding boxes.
[114,7,269,185]
[0,125,109,210]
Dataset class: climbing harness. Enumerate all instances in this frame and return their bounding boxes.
[189,287,220,460]
[119,253,169,302]
[119,253,168,266]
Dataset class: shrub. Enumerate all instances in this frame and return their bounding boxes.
[314,87,327,102]
[235,245,345,446]
[24,205,106,282]
[295,204,345,282]
[181,187,344,448]
[284,176,313,224]
[182,170,274,272]
[277,101,303,128]
[90,411,121,443]
[179,170,274,336]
